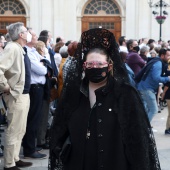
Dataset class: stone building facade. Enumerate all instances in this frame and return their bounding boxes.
[0,0,170,41]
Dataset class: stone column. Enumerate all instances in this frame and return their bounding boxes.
[121,16,126,36]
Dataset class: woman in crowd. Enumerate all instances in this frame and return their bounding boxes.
[62,41,78,82]
[150,50,157,58]
[35,40,46,57]
[57,45,69,98]
[49,28,160,170]
[54,42,64,72]
[139,46,149,62]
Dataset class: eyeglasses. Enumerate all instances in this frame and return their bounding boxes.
[83,61,108,69]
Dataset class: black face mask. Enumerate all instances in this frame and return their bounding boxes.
[133,46,140,53]
[85,67,109,83]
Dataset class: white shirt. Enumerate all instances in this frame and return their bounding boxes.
[139,43,147,49]
[26,46,47,85]
[119,46,128,53]
[54,53,62,71]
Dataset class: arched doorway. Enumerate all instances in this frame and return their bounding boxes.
[82,0,121,41]
[0,0,26,35]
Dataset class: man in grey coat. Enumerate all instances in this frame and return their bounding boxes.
[0,22,32,170]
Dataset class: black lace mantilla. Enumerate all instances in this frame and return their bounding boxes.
[48,28,161,170]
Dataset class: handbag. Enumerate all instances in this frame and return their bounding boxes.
[59,136,71,164]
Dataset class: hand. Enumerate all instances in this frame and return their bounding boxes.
[40,62,44,65]
[53,77,58,82]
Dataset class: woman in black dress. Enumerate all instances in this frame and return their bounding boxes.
[48,28,161,170]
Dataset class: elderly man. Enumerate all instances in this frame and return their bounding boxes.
[22,28,47,159]
[0,22,32,170]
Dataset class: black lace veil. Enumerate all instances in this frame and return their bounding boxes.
[61,28,130,107]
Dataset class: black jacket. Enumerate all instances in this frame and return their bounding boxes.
[23,47,31,94]
[40,59,56,100]
[135,57,162,83]
[49,48,58,77]
[49,77,160,170]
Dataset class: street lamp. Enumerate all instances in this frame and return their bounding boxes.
[147,0,170,40]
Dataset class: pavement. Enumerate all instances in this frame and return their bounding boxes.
[151,106,170,170]
[0,107,170,170]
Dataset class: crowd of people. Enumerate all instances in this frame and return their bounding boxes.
[119,36,170,129]
[0,22,78,170]
[0,22,169,170]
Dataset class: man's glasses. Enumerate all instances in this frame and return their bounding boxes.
[83,61,108,69]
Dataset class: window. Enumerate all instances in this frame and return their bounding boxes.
[89,22,114,29]
[0,22,13,29]
[84,0,120,15]
[0,0,26,15]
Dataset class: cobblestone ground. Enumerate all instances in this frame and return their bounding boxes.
[0,106,170,170]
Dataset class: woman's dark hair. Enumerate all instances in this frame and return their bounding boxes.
[147,39,155,45]
[65,40,72,46]
[54,42,64,53]
[38,36,48,46]
[119,51,128,63]
[56,37,62,43]
[68,41,78,56]
[118,36,126,46]
[126,39,134,51]
[85,48,110,62]
[138,39,141,45]
[39,30,49,37]
[149,43,154,51]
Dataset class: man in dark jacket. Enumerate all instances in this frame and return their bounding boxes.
[126,39,145,75]
[137,49,170,121]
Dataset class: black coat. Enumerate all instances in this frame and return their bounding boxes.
[65,80,129,170]
[40,59,56,100]
[49,48,58,77]
[49,77,160,170]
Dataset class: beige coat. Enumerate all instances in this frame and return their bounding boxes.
[0,42,25,99]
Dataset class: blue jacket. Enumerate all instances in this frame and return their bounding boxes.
[137,58,169,92]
